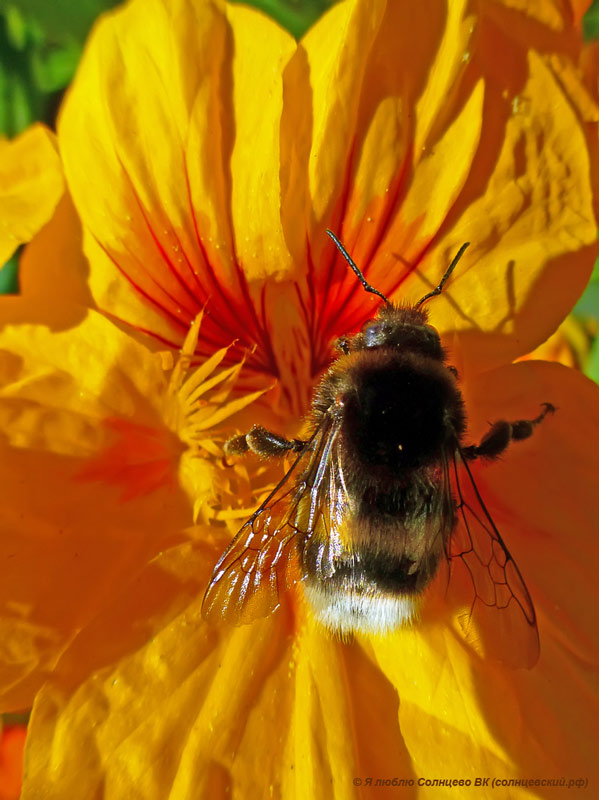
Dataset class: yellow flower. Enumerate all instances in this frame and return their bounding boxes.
[0,1,598,798]
[0,125,64,266]
[0,199,261,718]
[57,0,599,407]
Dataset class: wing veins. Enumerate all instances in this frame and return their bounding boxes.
[451,445,537,628]
[202,410,343,623]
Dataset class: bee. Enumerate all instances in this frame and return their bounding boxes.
[202,231,554,668]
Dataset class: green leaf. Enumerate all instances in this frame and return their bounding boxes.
[584,335,599,383]
[0,252,20,295]
[0,67,39,135]
[4,3,28,49]
[583,0,599,41]
[31,40,81,92]
[0,0,122,42]
[0,11,48,135]
[574,282,599,317]
[232,0,335,38]
[574,253,599,316]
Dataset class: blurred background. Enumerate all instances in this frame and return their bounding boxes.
[0,0,598,793]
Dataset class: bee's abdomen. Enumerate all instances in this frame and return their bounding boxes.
[302,535,442,635]
[303,524,442,595]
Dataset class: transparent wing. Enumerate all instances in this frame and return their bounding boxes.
[202,412,342,625]
[445,446,540,668]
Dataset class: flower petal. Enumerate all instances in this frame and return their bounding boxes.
[299,0,599,372]
[59,0,296,371]
[461,360,599,669]
[348,361,597,788]
[0,310,171,442]
[21,540,413,798]
[0,125,64,266]
[0,438,191,713]
[18,362,599,795]
[0,724,26,800]
[0,193,90,332]
[430,50,599,370]
[494,0,593,28]
[0,313,194,710]
[20,541,288,798]
[57,0,599,403]
[369,361,599,786]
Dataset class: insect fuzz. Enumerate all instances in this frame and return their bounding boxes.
[303,308,466,633]
[203,232,553,666]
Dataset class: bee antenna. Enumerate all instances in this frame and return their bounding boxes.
[326,229,391,306]
[415,242,470,309]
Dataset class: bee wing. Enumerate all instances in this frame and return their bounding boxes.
[202,412,342,625]
[445,447,540,668]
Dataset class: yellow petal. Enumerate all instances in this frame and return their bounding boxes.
[367,78,485,266]
[461,361,599,669]
[0,312,198,711]
[0,192,90,332]
[59,0,296,361]
[54,0,599,412]
[16,360,599,794]
[21,541,411,799]
[424,51,599,371]
[0,438,191,713]
[0,124,64,265]
[299,0,386,226]
[517,315,593,369]
[226,5,297,281]
[491,0,577,29]
[370,364,599,787]
[300,0,598,375]
[21,541,287,798]
[0,311,170,443]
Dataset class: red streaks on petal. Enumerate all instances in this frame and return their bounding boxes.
[0,725,26,800]
[76,418,181,501]
[298,140,423,377]
[102,157,279,378]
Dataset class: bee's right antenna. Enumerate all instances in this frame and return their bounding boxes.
[326,229,391,306]
[415,242,470,309]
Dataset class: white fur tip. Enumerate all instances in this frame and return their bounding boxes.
[304,582,419,636]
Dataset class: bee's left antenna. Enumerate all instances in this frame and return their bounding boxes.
[326,229,391,306]
[415,242,470,309]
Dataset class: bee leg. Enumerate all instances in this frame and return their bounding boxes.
[224,425,306,459]
[462,402,555,461]
[334,336,351,355]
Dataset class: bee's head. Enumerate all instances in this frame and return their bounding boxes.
[325,230,469,361]
[359,304,444,360]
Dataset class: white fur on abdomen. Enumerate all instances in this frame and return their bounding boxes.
[304,581,419,635]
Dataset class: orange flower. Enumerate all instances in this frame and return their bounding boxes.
[1,0,598,798]
[0,151,263,717]
[57,0,599,410]
[518,314,597,369]
[0,722,26,800]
